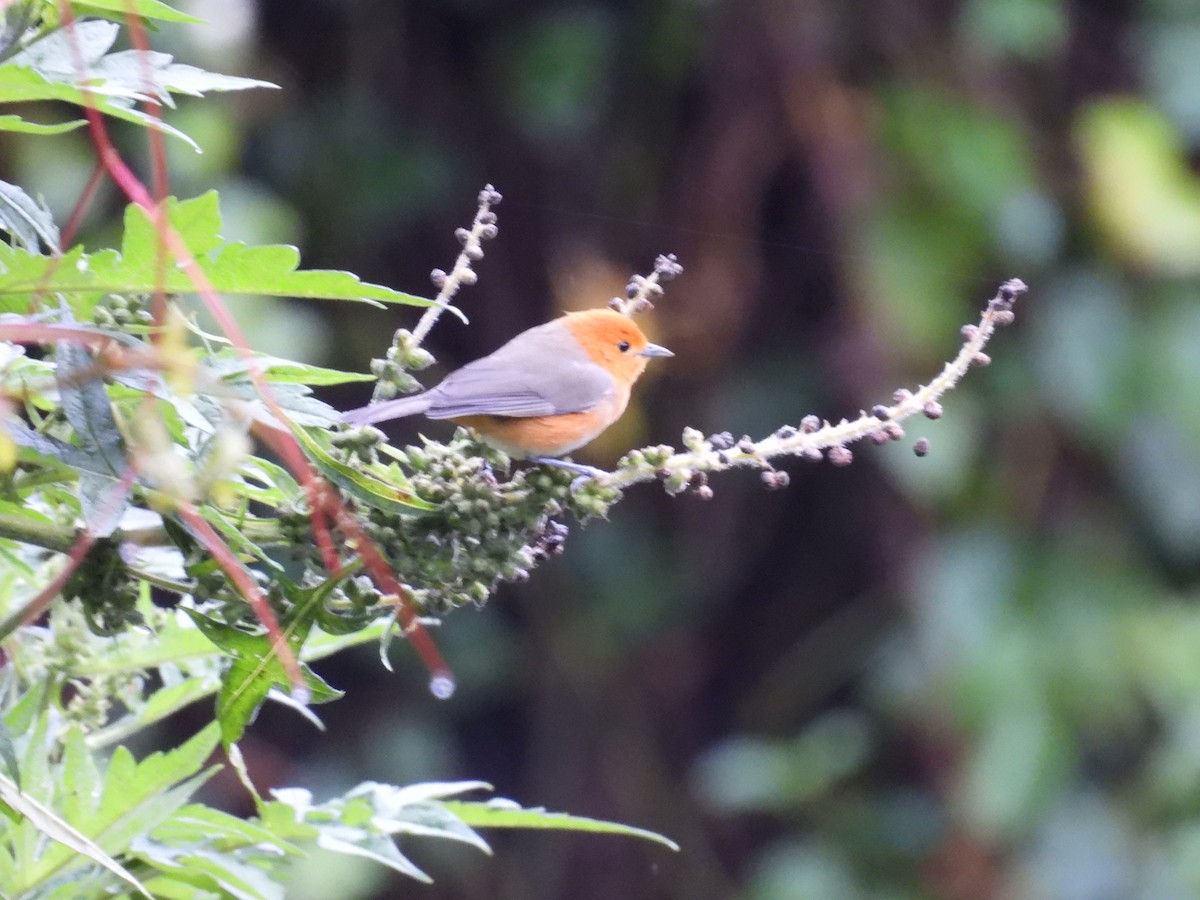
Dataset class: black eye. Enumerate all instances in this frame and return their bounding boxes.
[618,341,631,352]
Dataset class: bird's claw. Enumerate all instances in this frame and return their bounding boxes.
[529,457,608,491]
[570,472,600,493]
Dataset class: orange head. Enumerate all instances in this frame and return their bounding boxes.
[560,308,672,388]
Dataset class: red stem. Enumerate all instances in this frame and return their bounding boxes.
[176,500,306,697]
[46,1,452,696]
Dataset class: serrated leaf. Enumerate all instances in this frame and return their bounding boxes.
[342,782,491,853]
[443,798,680,851]
[85,49,276,109]
[293,424,435,516]
[0,180,60,252]
[88,676,220,752]
[4,19,270,147]
[202,506,283,572]
[135,801,299,900]
[0,193,444,311]
[0,61,200,149]
[0,772,152,898]
[154,803,299,854]
[14,20,121,77]
[73,0,205,24]
[184,583,344,745]
[317,830,433,883]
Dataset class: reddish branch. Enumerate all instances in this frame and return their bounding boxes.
[15,1,455,698]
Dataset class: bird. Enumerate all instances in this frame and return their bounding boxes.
[340,308,672,479]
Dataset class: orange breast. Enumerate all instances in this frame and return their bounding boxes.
[452,391,629,458]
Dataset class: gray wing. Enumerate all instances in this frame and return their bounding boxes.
[423,320,614,419]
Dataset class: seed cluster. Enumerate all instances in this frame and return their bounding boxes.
[64,537,143,634]
[91,293,154,329]
[333,430,621,614]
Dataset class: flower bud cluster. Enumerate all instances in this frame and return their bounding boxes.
[343,431,622,614]
[609,253,681,316]
[369,327,436,400]
[91,293,155,329]
[63,537,143,635]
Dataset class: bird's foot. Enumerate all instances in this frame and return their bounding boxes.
[529,457,609,491]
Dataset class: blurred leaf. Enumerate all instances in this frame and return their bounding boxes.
[959,0,1067,61]
[1077,98,1200,274]
[745,840,863,900]
[1030,269,1138,439]
[0,716,17,787]
[0,179,59,251]
[0,770,152,898]
[693,711,871,813]
[499,8,616,143]
[212,351,374,386]
[1143,20,1200,140]
[56,339,129,536]
[955,696,1070,844]
[71,0,204,24]
[1117,415,1200,564]
[445,798,679,851]
[883,83,1036,215]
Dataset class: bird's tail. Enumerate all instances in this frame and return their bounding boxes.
[340,393,432,426]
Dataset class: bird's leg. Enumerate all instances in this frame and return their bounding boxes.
[529,457,608,491]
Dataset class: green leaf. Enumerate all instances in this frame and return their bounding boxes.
[72,0,205,24]
[4,19,271,144]
[60,727,101,825]
[0,114,85,135]
[0,771,152,898]
[213,351,375,386]
[1077,99,1200,275]
[0,61,200,149]
[444,798,680,851]
[184,586,344,745]
[0,193,446,312]
[136,801,302,900]
[293,424,435,516]
[256,779,675,888]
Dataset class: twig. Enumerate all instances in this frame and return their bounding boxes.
[608,253,683,317]
[598,278,1028,494]
[369,185,502,403]
[410,185,502,348]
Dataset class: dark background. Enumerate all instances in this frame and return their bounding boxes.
[19,0,1200,897]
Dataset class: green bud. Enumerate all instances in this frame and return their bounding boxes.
[404,346,436,370]
[664,469,693,495]
[681,427,706,452]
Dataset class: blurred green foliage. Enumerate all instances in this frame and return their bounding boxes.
[10,0,1200,897]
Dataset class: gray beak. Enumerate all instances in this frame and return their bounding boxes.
[638,342,673,358]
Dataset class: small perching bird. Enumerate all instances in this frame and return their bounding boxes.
[340,308,672,476]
